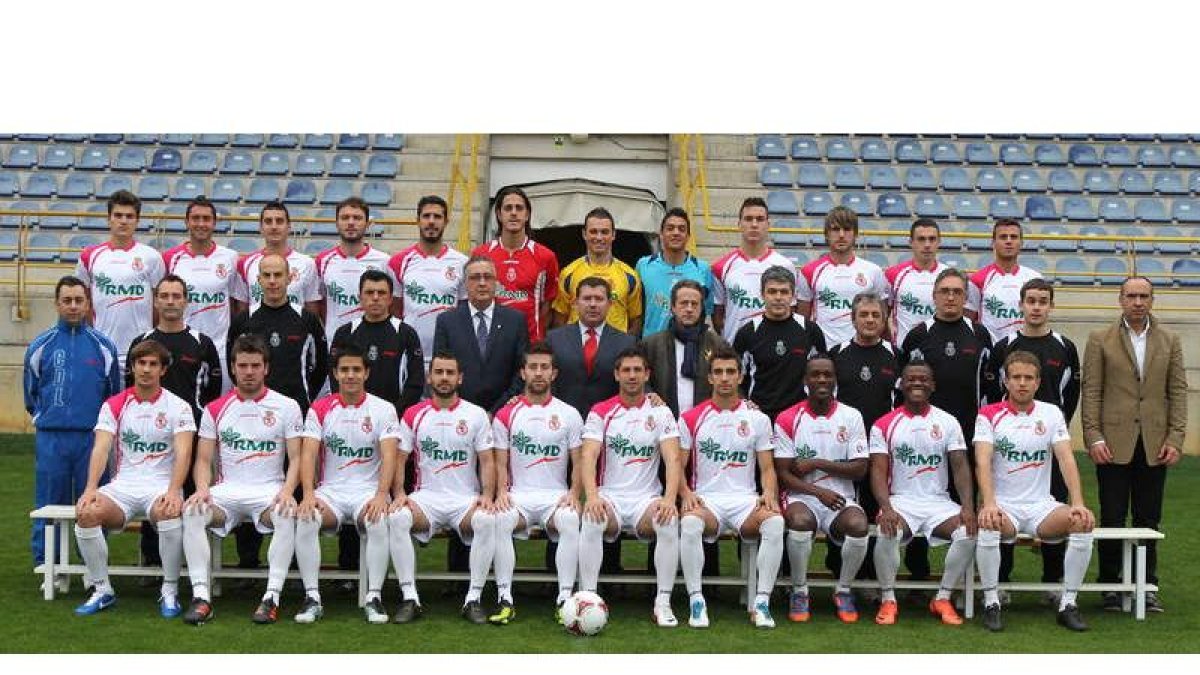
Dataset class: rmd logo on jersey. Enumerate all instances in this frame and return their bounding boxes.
[899,291,934,317]
[94,273,145,304]
[894,443,941,476]
[187,285,227,315]
[609,435,654,465]
[793,443,818,460]
[420,437,469,471]
[726,287,763,310]
[219,428,278,462]
[996,436,1047,473]
[698,438,747,469]
[120,430,170,464]
[818,288,852,310]
[326,282,359,309]
[984,295,1022,320]
[404,281,456,310]
[511,431,562,467]
[325,432,375,468]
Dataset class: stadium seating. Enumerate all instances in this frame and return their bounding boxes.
[231,134,264,148]
[759,163,791,187]
[755,136,786,159]
[303,239,327,255]
[1171,258,1200,286]
[91,134,123,144]
[59,174,93,198]
[1040,224,1075,252]
[284,179,317,204]
[790,137,820,160]
[42,204,78,230]
[1084,170,1117,194]
[895,139,925,163]
[1172,198,1200,223]
[1190,172,1200,194]
[1024,195,1058,220]
[221,152,253,175]
[1068,144,1101,166]
[1098,197,1134,222]
[4,144,38,169]
[834,165,866,189]
[226,237,258,254]
[1000,143,1032,165]
[63,234,99,264]
[125,134,156,145]
[930,142,962,164]
[1049,169,1082,193]
[800,191,831,216]
[136,176,169,201]
[903,166,936,191]
[841,192,872,216]
[149,148,182,173]
[114,148,146,171]
[1119,170,1152,194]
[248,178,281,203]
[1104,145,1136,167]
[941,167,971,192]
[988,196,1021,219]
[1094,257,1128,285]
[22,174,56,198]
[303,134,334,150]
[1139,145,1170,167]
[196,134,229,147]
[338,134,370,150]
[859,139,890,162]
[1012,168,1046,193]
[825,138,854,161]
[1153,171,1187,195]
[1115,225,1153,253]
[41,147,72,170]
[1,201,35,227]
[362,181,393,206]
[266,134,299,148]
[953,194,987,219]
[100,175,132,196]
[867,166,901,190]
[294,153,326,177]
[1056,256,1091,284]
[976,168,1009,192]
[365,154,399,178]
[0,231,17,261]
[1170,145,1200,168]
[373,134,406,150]
[796,164,828,188]
[1064,196,1098,221]
[960,222,992,251]
[877,192,910,217]
[321,180,353,205]
[1079,224,1112,253]
[161,134,192,145]
[1136,258,1169,285]
[1156,226,1192,254]
[1034,144,1067,166]
[964,143,996,164]
[184,150,218,174]
[211,179,244,202]
[26,233,60,262]
[914,194,949,218]
[0,172,17,197]
[172,177,205,201]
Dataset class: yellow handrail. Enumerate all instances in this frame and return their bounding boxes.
[445,134,481,251]
[673,134,713,254]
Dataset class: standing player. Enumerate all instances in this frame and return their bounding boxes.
[636,208,715,337]
[74,190,165,371]
[797,206,890,346]
[773,356,870,624]
[578,346,683,627]
[293,345,399,624]
[389,195,467,369]
[966,218,1043,344]
[232,201,322,315]
[386,352,498,624]
[974,351,1095,632]
[473,185,560,341]
[72,340,196,617]
[491,342,585,624]
[315,197,395,344]
[869,362,977,626]
[711,196,797,343]
[677,346,784,628]
[552,207,643,336]
[885,218,947,347]
[180,334,305,625]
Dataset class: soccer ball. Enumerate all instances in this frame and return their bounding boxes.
[562,591,608,636]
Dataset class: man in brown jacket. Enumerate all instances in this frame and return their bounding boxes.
[1081,276,1187,612]
[641,280,730,418]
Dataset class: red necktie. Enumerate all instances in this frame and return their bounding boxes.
[584,328,598,376]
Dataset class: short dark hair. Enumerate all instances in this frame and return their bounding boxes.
[934,267,968,290]
[1003,350,1042,377]
[106,189,141,217]
[1019,277,1055,303]
[670,279,706,307]
[464,255,496,276]
[613,345,649,370]
[738,197,767,219]
[155,273,189,297]
[359,268,394,293]
[805,353,835,373]
[910,218,940,236]
[429,350,459,370]
[521,341,558,369]
[417,195,448,218]
[902,360,934,379]
[54,275,87,300]
[992,218,1022,238]
[129,339,170,367]
[583,206,615,229]
[824,206,858,232]
[333,343,369,370]
[231,333,271,365]
[851,292,888,320]
[336,196,369,221]
[493,185,532,220]
[577,275,612,297]
[259,200,290,223]
[185,196,217,221]
[660,207,690,231]
[708,344,741,371]
[760,265,796,294]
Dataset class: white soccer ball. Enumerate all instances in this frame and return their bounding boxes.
[562,591,608,636]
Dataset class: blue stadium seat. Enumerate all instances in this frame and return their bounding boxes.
[42,146,73,169]
[1078,224,1114,253]
[365,154,399,178]
[231,134,264,148]
[1160,133,1190,142]
[226,237,258,254]
[796,164,828,188]
[303,134,334,150]
[824,137,855,161]
[113,147,146,171]
[1000,143,1032,165]
[1172,198,1200,223]
[799,191,831,216]
[782,250,810,267]
[1189,172,1200,194]
[1063,196,1098,221]
[976,168,1009,192]
[362,181,392,206]
[1098,197,1133,222]
[211,179,243,202]
[988,196,1021,219]
[1152,171,1187,194]
[934,167,966,192]
[877,193,910,217]
[771,219,806,231]
[1123,134,1155,141]
[930,142,962,164]
[64,234,100,264]
[75,203,105,230]
[125,134,157,145]
[790,137,820,160]
[867,166,901,190]
[59,174,93,198]
[885,221,911,249]
[373,134,406,150]
[1119,170,1152,194]
[258,152,289,176]
[840,192,872,216]
[21,174,55,197]
[158,205,188,233]
[248,178,281,203]
[1034,144,1067,166]
[833,165,866,189]
[303,239,328,255]
[857,220,884,248]
[1138,145,1170,167]
[320,180,353,205]
[953,194,987,219]
[913,194,949,218]
[338,134,370,150]
[90,134,123,144]
[862,252,891,268]
[1055,257,1091,284]
[1083,170,1117,194]
[1115,225,1153,253]
[152,237,182,252]
[184,150,217,174]
[859,138,891,162]
[1171,259,1200,286]
[1048,169,1082,193]
[1170,145,1200,168]
[1092,134,1122,141]
[149,148,182,173]
[755,136,786,159]
[1103,145,1136,167]
[0,171,16,197]
[196,134,229,147]
[0,231,16,260]
[161,133,193,146]
[1135,258,1168,285]
[960,222,993,251]
[965,143,997,164]
[1024,195,1058,220]
[52,134,86,142]
[284,179,317,204]
[759,162,791,187]
[1157,226,1193,254]
[231,208,262,234]
[136,176,168,201]
[330,154,362,177]
[1134,198,1170,223]
[100,174,132,196]
[1011,168,1046,193]
[904,166,936,190]
[42,203,79,230]
[221,152,253,174]
[1068,144,1101,166]
[26,233,60,262]
[3,144,37,168]
[16,134,49,141]
[171,177,205,201]
[293,153,325,177]
[266,134,298,148]
[1022,254,1049,274]
[1,200,38,227]
[894,139,926,163]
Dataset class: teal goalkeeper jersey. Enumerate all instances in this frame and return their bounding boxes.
[635,252,715,336]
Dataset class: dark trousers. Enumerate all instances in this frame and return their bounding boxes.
[999,452,1068,582]
[1096,438,1166,584]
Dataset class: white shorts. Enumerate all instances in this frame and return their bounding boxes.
[408,490,476,545]
[208,482,280,537]
[890,494,962,546]
[997,498,1066,543]
[598,490,659,543]
[783,493,864,545]
[697,492,760,543]
[315,483,376,532]
[98,480,165,527]
[509,488,569,542]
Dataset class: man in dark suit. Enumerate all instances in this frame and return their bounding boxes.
[641,279,729,417]
[545,276,636,418]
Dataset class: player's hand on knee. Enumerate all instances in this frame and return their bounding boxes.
[816,488,844,510]
[272,490,297,514]
[654,498,678,524]
[978,505,1004,531]
[758,492,780,514]
[681,492,703,514]
[296,496,317,520]
[494,491,512,512]
[1069,505,1095,531]
[157,492,183,519]
[75,489,98,513]
[583,499,606,523]
[557,491,582,514]
[363,494,389,522]
[960,507,978,537]
[184,489,211,513]
[389,493,409,513]
[877,507,902,537]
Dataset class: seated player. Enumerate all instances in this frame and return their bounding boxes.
[73,339,196,617]
[869,361,977,626]
[975,350,1095,632]
[774,355,870,624]
[491,342,585,625]
[293,345,398,624]
[578,346,683,627]
[387,351,498,624]
[678,346,784,629]
[180,334,304,625]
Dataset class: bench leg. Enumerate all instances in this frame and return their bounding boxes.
[963,561,975,619]
[1121,541,1132,613]
[1134,544,1146,621]
[56,520,71,594]
[43,521,56,600]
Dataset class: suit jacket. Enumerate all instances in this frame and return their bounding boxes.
[1081,315,1188,465]
[433,302,528,413]
[545,322,635,418]
[641,327,729,417]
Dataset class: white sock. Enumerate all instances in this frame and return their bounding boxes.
[756,516,785,602]
[266,508,296,598]
[938,526,975,601]
[466,511,496,604]
[874,533,901,603]
[578,517,606,593]
[653,516,679,604]
[976,528,1002,607]
[363,517,388,603]
[786,529,813,594]
[156,517,183,598]
[838,535,869,594]
[679,515,706,596]
[182,508,213,601]
[295,514,321,602]
[75,524,111,595]
[387,508,418,603]
[1061,532,1094,610]
[493,509,520,603]
[552,509,580,603]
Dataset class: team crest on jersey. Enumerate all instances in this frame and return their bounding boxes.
[155,412,167,430]
[738,420,750,437]
[860,366,871,382]
[263,410,276,427]
[289,269,299,282]
[1034,420,1046,436]
[270,332,281,347]
[944,341,956,357]
[837,425,849,443]
[645,416,657,432]
[367,345,379,361]
[456,419,468,436]
[506,267,517,283]
[132,257,144,272]
[215,263,228,279]
[548,414,561,431]
[930,423,943,440]
[445,266,458,281]
[775,340,786,356]
[855,272,867,287]
[362,416,373,434]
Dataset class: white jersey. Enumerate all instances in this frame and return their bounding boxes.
[314,244,395,342]
[966,263,1044,343]
[233,248,322,312]
[399,398,494,494]
[75,241,166,367]
[773,400,868,500]
[869,404,966,500]
[303,392,401,489]
[975,400,1070,504]
[583,396,680,496]
[200,388,304,488]
[886,259,948,347]
[711,247,798,343]
[798,254,891,346]
[388,244,468,367]
[163,243,242,363]
[492,396,583,492]
[678,399,773,495]
[96,387,196,485]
